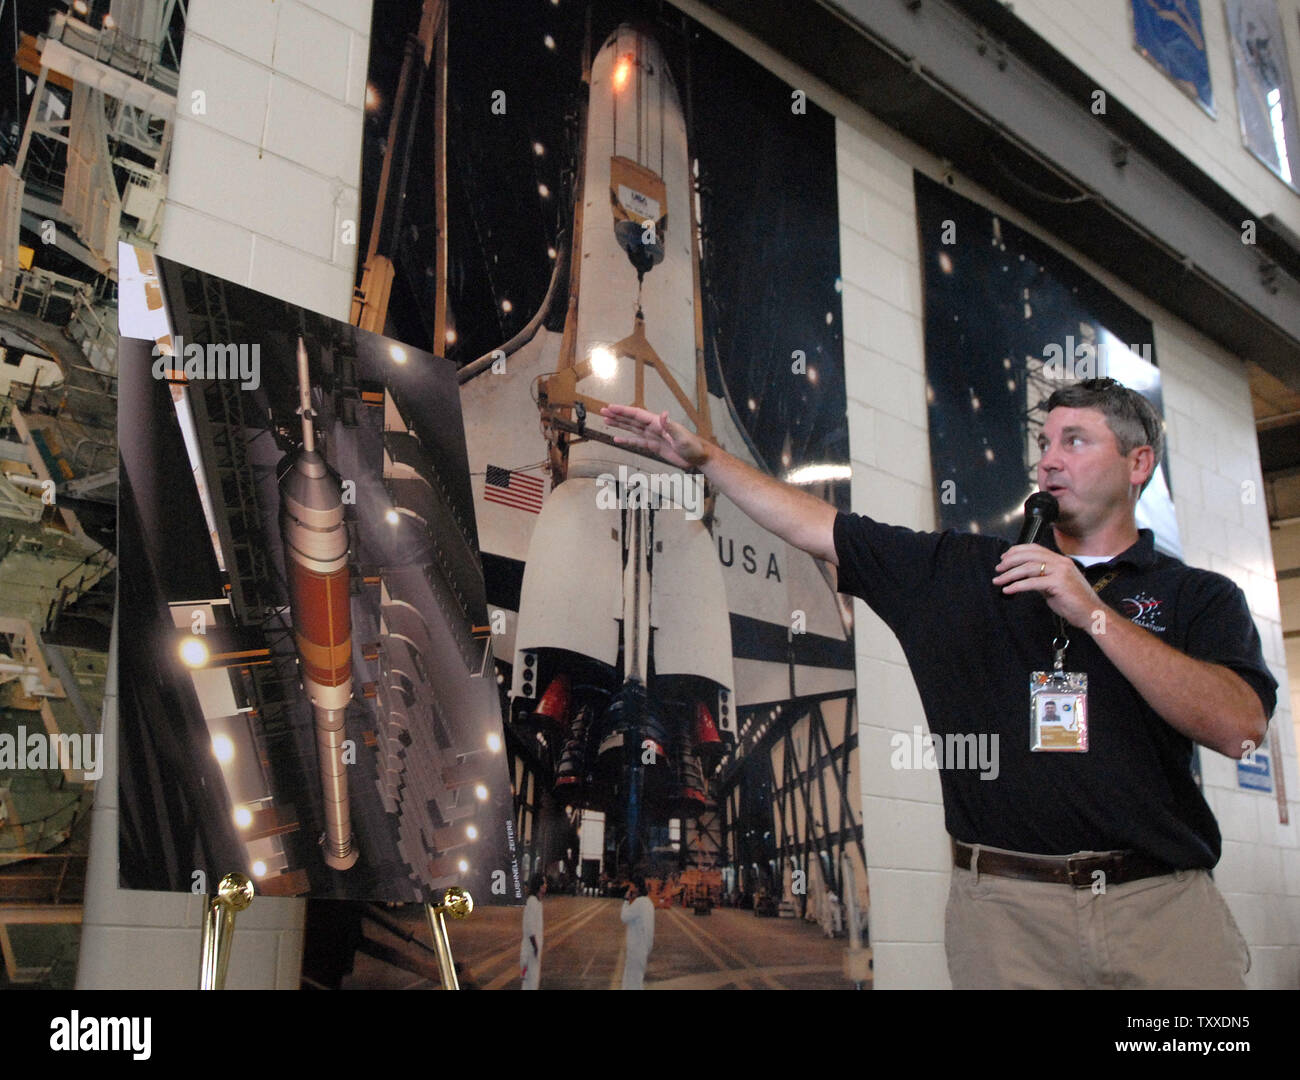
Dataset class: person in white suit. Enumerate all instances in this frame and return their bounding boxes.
[520,874,546,990]
[620,875,655,990]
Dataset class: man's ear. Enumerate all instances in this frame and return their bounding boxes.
[1130,445,1155,491]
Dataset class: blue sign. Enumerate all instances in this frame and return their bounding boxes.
[1132,0,1215,115]
[1237,749,1272,792]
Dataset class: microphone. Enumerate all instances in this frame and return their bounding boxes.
[1017,492,1059,546]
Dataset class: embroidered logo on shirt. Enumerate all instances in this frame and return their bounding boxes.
[1120,592,1166,632]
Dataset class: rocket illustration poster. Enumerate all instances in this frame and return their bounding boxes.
[115,244,520,904]
[348,1,869,988]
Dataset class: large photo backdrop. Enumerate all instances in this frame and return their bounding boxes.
[351,0,868,989]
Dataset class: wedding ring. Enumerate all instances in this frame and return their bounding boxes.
[1038,562,1046,576]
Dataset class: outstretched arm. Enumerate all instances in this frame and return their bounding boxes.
[600,405,840,564]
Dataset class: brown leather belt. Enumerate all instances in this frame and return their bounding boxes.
[952,839,1176,889]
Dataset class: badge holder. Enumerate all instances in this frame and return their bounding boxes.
[1030,625,1088,752]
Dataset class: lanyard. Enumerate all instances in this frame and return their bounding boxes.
[1052,569,1119,672]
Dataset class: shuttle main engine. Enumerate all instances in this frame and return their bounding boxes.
[280,338,359,871]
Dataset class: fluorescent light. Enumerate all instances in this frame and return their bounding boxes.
[785,463,850,485]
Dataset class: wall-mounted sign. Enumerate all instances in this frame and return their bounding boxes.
[1237,745,1272,792]
[1131,0,1215,116]
[1225,0,1299,188]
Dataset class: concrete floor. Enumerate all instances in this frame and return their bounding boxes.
[344,896,871,990]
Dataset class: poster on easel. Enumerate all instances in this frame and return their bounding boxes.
[116,243,519,910]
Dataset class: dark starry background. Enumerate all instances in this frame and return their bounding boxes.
[915,173,1166,542]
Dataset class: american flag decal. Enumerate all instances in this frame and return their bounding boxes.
[484,465,545,513]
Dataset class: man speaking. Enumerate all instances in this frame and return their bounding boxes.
[602,377,1275,989]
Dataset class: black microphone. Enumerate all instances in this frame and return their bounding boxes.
[1017,492,1059,546]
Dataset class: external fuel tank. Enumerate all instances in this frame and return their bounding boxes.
[279,337,359,871]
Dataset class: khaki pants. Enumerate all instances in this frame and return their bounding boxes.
[945,846,1250,989]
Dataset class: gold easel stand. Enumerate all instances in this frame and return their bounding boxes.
[423,886,474,990]
[199,872,255,990]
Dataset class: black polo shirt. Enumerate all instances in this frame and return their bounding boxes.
[833,512,1278,868]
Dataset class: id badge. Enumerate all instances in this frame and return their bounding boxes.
[1029,671,1088,752]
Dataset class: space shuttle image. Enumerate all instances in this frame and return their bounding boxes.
[457,24,855,870]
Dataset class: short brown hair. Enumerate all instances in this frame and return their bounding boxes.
[1045,378,1164,494]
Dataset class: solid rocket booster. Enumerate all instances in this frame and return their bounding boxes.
[280,337,359,871]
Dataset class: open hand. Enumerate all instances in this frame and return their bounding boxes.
[599,404,708,470]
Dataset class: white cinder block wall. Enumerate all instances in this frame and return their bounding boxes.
[79,0,372,990]
[836,125,952,989]
[1008,0,1300,238]
[1157,326,1298,989]
[678,0,1300,987]
[158,0,369,317]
